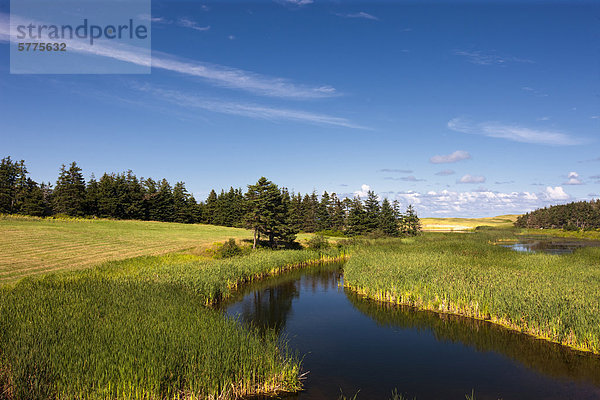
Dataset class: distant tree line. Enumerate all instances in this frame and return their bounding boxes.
[514,200,600,230]
[0,156,420,246]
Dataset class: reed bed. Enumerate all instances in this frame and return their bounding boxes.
[0,248,343,399]
[343,231,600,354]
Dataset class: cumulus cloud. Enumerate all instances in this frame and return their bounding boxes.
[388,188,571,218]
[435,169,455,176]
[354,184,373,198]
[458,174,486,184]
[545,186,569,200]
[447,118,584,146]
[563,172,583,185]
[429,150,471,164]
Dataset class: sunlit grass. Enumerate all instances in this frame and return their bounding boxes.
[420,215,519,231]
[0,248,344,399]
[0,215,254,283]
[343,230,600,354]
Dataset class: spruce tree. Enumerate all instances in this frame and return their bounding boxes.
[378,198,399,236]
[245,177,296,248]
[0,157,19,213]
[52,162,86,216]
[330,193,346,232]
[364,190,380,232]
[346,197,367,236]
[173,182,193,223]
[317,191,332,231]
[403,204,421,236]
[84,174,100,217]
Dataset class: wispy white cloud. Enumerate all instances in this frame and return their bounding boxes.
[177,17,210,31]
[1,13,337,99]
[278,0,314,6]
[447,118,585,146]
[335,12,379,21]
[385,176,426,182]
[135,84,367,129]
[522,86,548,97]
[429,150,471,164]
[453,49,534,66]
[458,174,486,184]
[563,171,583,185]
[379,169,413,173]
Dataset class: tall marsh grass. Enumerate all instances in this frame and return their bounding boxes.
[343,231,600,354]
[0,248,344,399]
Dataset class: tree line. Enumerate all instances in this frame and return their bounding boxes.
[0,157,420,246]
[514,200,600,230]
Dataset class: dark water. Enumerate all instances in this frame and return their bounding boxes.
[223,264,600,400]
[502,237,600,255]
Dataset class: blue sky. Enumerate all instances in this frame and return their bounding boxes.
[1,0,599,217]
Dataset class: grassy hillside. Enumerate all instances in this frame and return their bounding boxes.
[420,214,519,231]
[0,216,255,283]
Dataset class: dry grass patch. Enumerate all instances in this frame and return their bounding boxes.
[0,216,253,283]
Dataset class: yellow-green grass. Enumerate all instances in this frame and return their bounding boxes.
[521,228,600,241]
[0,248,345,399]
[343,231,600,354]
[0,215,255,283]
[420,215,519,231]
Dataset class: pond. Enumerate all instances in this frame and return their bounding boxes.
[222,263,600,400]
[501,237,600,255]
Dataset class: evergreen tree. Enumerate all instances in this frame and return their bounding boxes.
[245,177,296,248]
[346,197,367,236]
[84,174,101,217]
[378,198,400,236]
[403,204,421,236]
[301,192,318,232]
[19,178,47,216]
[330,193,346,232]
[287,192,304,233]
[173,181,194,223]
[204,189,218,224]
[153,179,175,222]
[122,171,145,220]
[52,162,86,216]
[0,157,19,213]
[364,190,380,232]
[316,191,332,231]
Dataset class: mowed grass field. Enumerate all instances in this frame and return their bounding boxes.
[0,216,255,283]
[420,214,519,231]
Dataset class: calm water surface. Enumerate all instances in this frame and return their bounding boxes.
[223,264,600,400]
[502,237,600,254]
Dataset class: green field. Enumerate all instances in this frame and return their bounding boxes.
[420,215,519,231]
[343,231,600,354]
[0,216,258,283]
[0,247,343,399]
